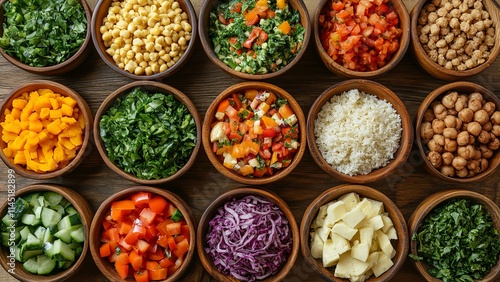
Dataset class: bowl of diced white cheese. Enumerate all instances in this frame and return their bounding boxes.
[300,184,409,282]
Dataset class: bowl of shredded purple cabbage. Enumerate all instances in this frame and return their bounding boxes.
[196,187,299,282]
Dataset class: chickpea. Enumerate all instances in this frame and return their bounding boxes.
[478,130,490,144]
[491,111,500,125]
[483,102,496,115]
[432,119,445,134]
[473,109,489,125]
[421,122,434,141]
[433,134,445,146]
[442,91,458,108]
[444,115,457,128]
[440,165,455,177]
[492,125,500,137]
[479,158,489,172]
[457,145,475,160]
[483,121,493,132]
[479,145,493,159]
[455,95,468,112]
[428,151,442,167]
[489,138,500,150]
[442,152,454,165]
[444,138,457,152]
[468,98,483,112]
[443,128,458,139]
[424,108,435,122]
[457,131,470,146]
[433,103,447,120]
[452,156,467,170]
[458,108,474,122]
[456,168,468,177]
[428,139,443,153]
[467,121,482,136]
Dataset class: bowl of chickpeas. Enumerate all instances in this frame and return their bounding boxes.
[91,0,197,80]
[415,81,500,183]
[410,0,500,81]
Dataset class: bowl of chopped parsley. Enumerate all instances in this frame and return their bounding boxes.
[199,0,311,80]
[408,189,500,282]
[0,0,91,75]
[94,81,201,184]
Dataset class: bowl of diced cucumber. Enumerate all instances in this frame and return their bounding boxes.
[0,184,92,281]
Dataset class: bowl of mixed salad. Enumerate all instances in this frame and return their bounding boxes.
[199,0,311,80]
[202,81,306,185]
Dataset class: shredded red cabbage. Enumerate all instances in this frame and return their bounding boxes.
[205,195,293,281]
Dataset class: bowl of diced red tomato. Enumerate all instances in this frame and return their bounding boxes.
[202,81,306,185]
[314,0,410,78]
[89,186,196,282]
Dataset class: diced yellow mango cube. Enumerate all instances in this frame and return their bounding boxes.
[12,98,28,110]
[49,109,62,119]
[61,104,73,117]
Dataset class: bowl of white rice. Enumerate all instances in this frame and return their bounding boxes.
[307,79,413,183]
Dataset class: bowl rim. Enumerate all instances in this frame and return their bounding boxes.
[90,0,198,80]
[196,187,300,282]
[313,0,411,78]
[414,81,500,183]
[198,0,311,80]
[201,81,307,185]
[299,183,409,282]
[306,79,414,183]
[89,185,197,282]
[0,184,93,282]
[407,189,500,281]
[0,79,93,179]
[0,0,92,75]
[93,80,201,184]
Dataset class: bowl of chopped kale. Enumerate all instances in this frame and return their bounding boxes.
[0,0,91,75]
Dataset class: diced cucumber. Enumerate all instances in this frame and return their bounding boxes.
[43,191,63,207]
[52,239,75,262]
[21,248,43,262]
[57,213,81,230]
[65,205,78,215]
[51,204,65,215]
[70,225,85,243]
[26,254,57,275]
[34,206,43,219]
[22,257,38,274]
[34,226,46,239]
[14,245,21,261]
[59,198,70,208]
[27,192,40,208]
[1,232,10,247]
[38,195,49,207]
[21,213,40,226]
[2,213,15,226]
[55,225,81,244]
[20,226,31,241]
[57,260,73,270]
[26,233,42,250]
[41,207,61,228]
[13,197,30,220]
[43,227,54,244]
[44,242,54,259]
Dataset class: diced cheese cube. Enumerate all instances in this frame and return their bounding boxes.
[342,204,366,228]
[339,192,359,212]
[381,213,394,233]
[385,226,398,240]
[357,198,374,218]
[322,239,340,267]
[331,221,357,240]
[350,275,367,282]
[312,204,328,228]
[372,251,394,277]
[376,230,396,259]
[359,226,374,246]
[334,252,370,278]
[310,232,324,259]
[366,251,379,268]
[370,237,379,253]
[324,201,347,228]
[330,232,351,256]
[351,240,370,262]
[316,224,330,243]
[367,199,384,218]
[367,215,384,230]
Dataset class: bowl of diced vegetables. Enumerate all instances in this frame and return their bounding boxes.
[314,0,410,78]
[202,81,306,185]
[93,81,201,185]
[300,184,409,282]
[0,80,93,180]
[408,189,500,281]
[0,0,91,75]
[0,184,93,281]
[89,186,196,281]
[197,187,299,281]
[198,0,311,80]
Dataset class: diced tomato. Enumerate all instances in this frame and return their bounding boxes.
[148,196,168,214]
[115,252,130,266]
[148,246,165,261]
[100,242,112,258]
[119,221,132,235]
[231,2,242,13]
[128,249,143,271]
[175,238,189,256]
[261,128,276,138]
[167,236,177,250]
[150,266,168,280]
[135,239,151,254]
[139,208,156,226]
[244,10,259,26]
[165,222,182,236]
[131,192,151,208]
[243,27,262,48]
[115,263,129,279]
[159,257,175,268]
[134,269,149,282]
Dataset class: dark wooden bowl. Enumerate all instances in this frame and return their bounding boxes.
[307,79,413,183]
[300,184,409,282]
[89,186,196,282]
[408,189,500,281]
[410,0,500,81]
[93,81,201,184]
[0,0,91,75]
[414,81,500,183]
[313,0,410,78]
[0,184,93,282]
[196,187,299,282]
[91,0,197,80]
[202,81,306,185]
[0,80,93,179]
[198,0,311,80]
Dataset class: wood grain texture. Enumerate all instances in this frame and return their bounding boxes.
[0,0,499,281]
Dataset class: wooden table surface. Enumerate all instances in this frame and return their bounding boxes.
[1,0,499,281]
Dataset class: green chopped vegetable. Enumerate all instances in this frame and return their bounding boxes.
[0,0,87,67]
[410,199,500,282]
[171,209,183,222]
[99,87,197,180]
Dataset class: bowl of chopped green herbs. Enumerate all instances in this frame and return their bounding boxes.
[93,81,201,185]
[0,0,91,75]
[408,189,500,282]
[199,0,311,80]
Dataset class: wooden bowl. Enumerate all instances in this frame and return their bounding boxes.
[410,0,500,81]
[408,189,500,281]
[196,187,299,281]
[0,0,91,75]
[307,79,413,183]
[415,82,500,183]
[89,186,196,281]
[202,81,306,185]
[198,0,311,80]
[93,81,201,184]
[0,80,93,179]
[91,0,197,80]
[300,184,409,282]
[0,184,93,282]
[313,0,410,78]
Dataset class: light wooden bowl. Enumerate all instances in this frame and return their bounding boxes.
[0,184,93,282]
[198,0,311,80]
[410,0,500,81]
[202,81,306,185]
[196,187,299,282]
[89,186,196,281]
[93,81,201,184]
[408,189,500,281]
[0,0,91,75]
[91,0,197,80]
[300,184,409,282]
[313,0,410,78]
[307,79,413,183]
[415,81,500,183]
[0,80,93,179]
